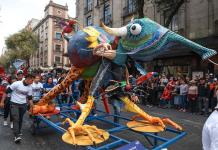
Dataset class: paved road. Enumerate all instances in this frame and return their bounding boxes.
[0,102,206,150]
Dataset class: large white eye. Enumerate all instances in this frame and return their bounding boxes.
[130,23,142,35]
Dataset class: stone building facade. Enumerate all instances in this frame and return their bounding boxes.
[25,19,40,31]
[76,0,218,77]
[29,0,70,69]
[144,0,218,77]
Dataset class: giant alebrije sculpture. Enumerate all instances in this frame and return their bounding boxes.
[35,17,216,145]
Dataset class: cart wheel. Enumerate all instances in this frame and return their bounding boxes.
[30,124,36,135]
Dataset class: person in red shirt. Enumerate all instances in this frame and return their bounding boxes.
[159,78,175,108]
[0,79,7,115]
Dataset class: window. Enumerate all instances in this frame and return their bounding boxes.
[55,56,61,63]
[87,16,92,26]
[128,0,137,13]
[55,32,62,40]
[170,15,179,32]
[55,44,62,52]
[57,10,62,15]
[96,0,100,6]
[104,4,111,25]
[44,59,47,66]
[87,0,92,11]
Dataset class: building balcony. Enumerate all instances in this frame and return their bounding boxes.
[122,6,137,17]
[84,4,93,15]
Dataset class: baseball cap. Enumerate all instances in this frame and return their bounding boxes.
[2,80,8,85]
[17,70,23,75]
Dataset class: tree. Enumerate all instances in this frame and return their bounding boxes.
[0,54,9,68]
[0,48,20,69]
[5,29,39,66]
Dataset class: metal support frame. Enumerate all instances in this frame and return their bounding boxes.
[30,107,186,150]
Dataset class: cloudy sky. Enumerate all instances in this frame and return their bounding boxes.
[0,0,76,54]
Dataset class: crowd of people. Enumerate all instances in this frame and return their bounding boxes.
[141,73,218,116]
[0,67,217,144]
[0,69,85,143]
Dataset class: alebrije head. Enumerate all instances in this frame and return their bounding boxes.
[101,17,159,41]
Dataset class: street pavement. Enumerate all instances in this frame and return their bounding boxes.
[0,102,206,150]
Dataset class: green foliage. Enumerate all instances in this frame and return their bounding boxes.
[0,29,39,68]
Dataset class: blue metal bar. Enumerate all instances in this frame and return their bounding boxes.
[154,133,158,147]
[108,126,128,133]
[87,134,130,150]
[37,115,65,134]
[60,109,80,114]
[152,132,187,150]
[141,132,169,142]
[93,115,110,118]
[55,122,62,126]
[166,127,183,134]
[31,108,186,150]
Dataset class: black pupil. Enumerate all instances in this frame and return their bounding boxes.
[131,25,136,30]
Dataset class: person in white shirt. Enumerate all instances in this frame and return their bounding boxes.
[31,75,43,103]
[202,104,218,150]
[2,74,34,143]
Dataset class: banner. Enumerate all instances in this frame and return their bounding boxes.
[13,59,26,69]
